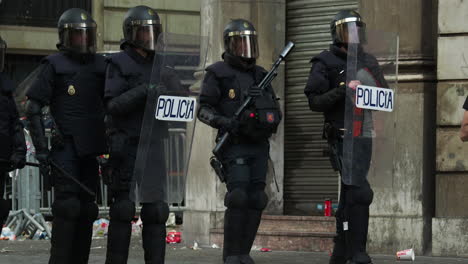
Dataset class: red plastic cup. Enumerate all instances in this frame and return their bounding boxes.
[324,199,332,217]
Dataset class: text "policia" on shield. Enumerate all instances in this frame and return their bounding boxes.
[355,85,394,112]
[155,95,196,122]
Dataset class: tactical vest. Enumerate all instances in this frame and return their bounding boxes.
[312,50,347,128]
[206,61,282,141]
[46,53,107,157]
[107,51,170,139]
[106,51,152,137]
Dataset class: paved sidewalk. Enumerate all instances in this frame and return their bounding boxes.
[0,239,466,263]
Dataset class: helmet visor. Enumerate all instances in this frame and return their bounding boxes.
[130,22,162,51]
[335,20,366,44]
[226,33,259,59]
[62,26,96,54]
[0,41,5,72]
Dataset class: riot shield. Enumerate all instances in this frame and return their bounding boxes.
[132,33,208,204]
[342,28,398,186]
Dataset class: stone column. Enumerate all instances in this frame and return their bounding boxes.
[359,0,437,255]
[183,0,286,246]
[432,0,468,257]
[92,0,105,52]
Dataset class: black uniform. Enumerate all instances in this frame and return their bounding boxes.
[198,49,282,264]
[25,52,106,264]
[305,43,387,264]
[0,72,26,225]
[104,46,176,264]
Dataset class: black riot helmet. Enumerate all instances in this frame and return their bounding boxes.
[0,36,5,72]
[330,10,366,46]
[57,8,97,54]
[223,19,259,59]
[122,5,162,51]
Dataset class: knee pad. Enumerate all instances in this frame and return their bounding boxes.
[80,202,99,222]
[140,201,169,225]
[248,190,268,210]
[52,197,81,220]
[224,188,248,209]
[347,184,374,206]
[109,199,135,222]
[0,199,9,220]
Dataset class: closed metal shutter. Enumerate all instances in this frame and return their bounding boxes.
[284,0,357,215]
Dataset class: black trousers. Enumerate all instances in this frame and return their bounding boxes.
[0,171,9,225]
[48,139,99,264]
[105,142,168,264]
[220,142,270,260]
[329,140,374,261]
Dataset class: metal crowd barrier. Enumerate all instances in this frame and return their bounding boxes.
[4,128,188,219]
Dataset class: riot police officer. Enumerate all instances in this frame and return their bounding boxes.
[104,5,171,264]
[25,8,106,264]
[304,10,387,264]
[198,19,282,264]
[0,36,26,226]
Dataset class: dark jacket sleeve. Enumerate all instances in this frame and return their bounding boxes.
[25,63,54,106]
[10,97,26,159]
[304,61,345,112]
[105,62,147,116]
[197,71,232,129]
[25,64,53,155]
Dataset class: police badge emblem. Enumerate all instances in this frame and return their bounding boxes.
[68,85,76,96]
[228,89,236,99]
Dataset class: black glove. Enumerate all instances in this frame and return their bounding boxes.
[35,151,50,178]
[248,85,262,98]
[216,116,240,135]
[10,153,26,170]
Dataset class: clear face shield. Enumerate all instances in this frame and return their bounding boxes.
[335,19,367,45]
[130,21,162,51]
[0,41,5,72]
[226,32,259,59]
[62,26,97,54]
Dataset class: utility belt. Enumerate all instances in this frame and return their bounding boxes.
[323,122,344,143]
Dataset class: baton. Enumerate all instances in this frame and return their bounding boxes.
[0,158,95,197]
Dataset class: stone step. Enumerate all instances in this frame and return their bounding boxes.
[210,228,335,252]
[259,215,336,233]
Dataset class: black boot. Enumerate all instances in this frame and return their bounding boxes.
[49,218,78,264]
[71,202,98,264]
[105,220,132,264]
[330,185,348,264]
[223,208,246,264]
[347,203,371,264]
[347,252,372,264]
[239,209,262,264]
[329,233,348,264]
[142,223,166,264]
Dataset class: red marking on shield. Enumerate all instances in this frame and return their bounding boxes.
[267,112,274,123]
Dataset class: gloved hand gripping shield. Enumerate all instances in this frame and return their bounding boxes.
[131,33,208,203]
[342,26,399,186]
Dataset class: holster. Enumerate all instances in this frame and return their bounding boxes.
[323,122,343,172]
[210,156,226,183]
